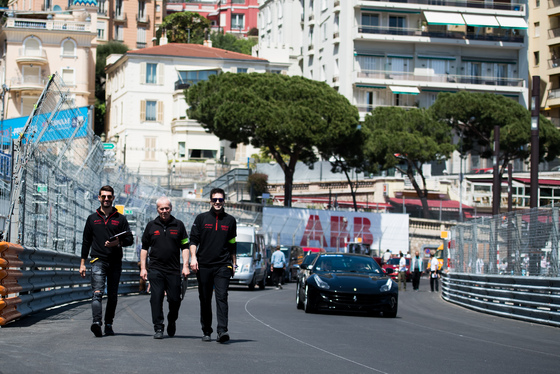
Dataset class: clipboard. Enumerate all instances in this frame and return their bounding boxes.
[109,231,130,242]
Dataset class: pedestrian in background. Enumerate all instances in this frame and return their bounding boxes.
[271,246,286,289]
[411,251,423,291]
[140,196,189,339]
[80,185,133,337]
[398,252,407,291]
[382,249,391,264]
[188,188,237,344]
[429,253,439,292]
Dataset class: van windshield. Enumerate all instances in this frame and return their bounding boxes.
[237,242,253,257]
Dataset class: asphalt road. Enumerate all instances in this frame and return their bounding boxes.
[1,278,559,374]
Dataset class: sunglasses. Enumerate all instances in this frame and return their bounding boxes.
[100,195,114,200]
[211,198,224,203]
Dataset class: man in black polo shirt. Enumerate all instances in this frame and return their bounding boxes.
[188,188,237,343]
[140,196,189,339]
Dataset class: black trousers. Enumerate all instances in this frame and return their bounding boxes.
[412,269,421,290]
[272,267,284,287]
[196,265,230,335]
[430,273,439,292]
[147,268,182,331]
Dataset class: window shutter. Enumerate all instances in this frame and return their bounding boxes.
[140,62,146,84]
[140,100,146,121]
[157,101,163,122]
[157,63,164,85]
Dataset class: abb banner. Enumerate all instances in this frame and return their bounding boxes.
[263,207,409,253]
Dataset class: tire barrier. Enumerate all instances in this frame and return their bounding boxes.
[0,241,141,326]
[441,273,560,327]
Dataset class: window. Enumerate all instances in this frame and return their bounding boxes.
[237,68,248,73]
[146,100,157,121]
[115,25,123,41]
[22,66,41,84]
[23,37,41,57]
[138,0,146,21]
[178,142,186,158]
[137,27,146,49]
[278,2,283,18]
[140,100,163,122]
[362,13,379,30]
[61,39,76,57]
[232,0,244,3]
[321,64,326,81]
[534,22,540,37]
[145,137,156,161]
[178,70,218,85]
[190,149,217,159]
[98,0,107,16]
[61,68,74,86]
[97,21,106,40]
[146,63,157,84]
[232,14,245,30]
[389,16,406,34]
[534,51,540,66]
[322,22,328,40]
[536,0,540,7]
[115,0,123,18]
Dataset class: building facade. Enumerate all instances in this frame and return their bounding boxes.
[529,0,560,129]
[104,42,285,182]
[1,4,98,119]
[167,0,259,37]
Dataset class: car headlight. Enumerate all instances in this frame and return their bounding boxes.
[312,274,330,290]
[380,278,393,292]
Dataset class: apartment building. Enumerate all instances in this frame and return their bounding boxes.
[8,0,165,50]
[167,0,259,37]
[257,0,529,172]
[104,41,286,179]
[0,4,98,119]
[530,0,560,128]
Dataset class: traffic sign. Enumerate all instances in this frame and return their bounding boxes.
[37,184,47,193]
[124,208,134,215]
[103,143,115,150]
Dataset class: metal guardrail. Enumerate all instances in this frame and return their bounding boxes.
[442,273,560,327]
[0,242,156,325]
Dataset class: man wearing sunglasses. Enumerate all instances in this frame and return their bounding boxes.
[188,188,237,343]
[80,185,133,337]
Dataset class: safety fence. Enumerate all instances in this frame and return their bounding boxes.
[441,273,560,327]
[449,206,559,277]
[0,241,199,325]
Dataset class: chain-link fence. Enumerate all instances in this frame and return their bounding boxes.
[449,206,559,277]
[1,73,260,260]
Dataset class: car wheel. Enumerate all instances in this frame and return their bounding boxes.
[383,296,398,318]
[296,283,303,309]
[303,284,315,313]
[248,275,256,290]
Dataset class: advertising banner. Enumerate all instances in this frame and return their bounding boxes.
[263,207,409,255]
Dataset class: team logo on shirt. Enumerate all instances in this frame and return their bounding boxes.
[110,220,119,226]
[94,219,103,224]
[204,224,214,229]
[154,230,161,236]
[170,229,178,235]
[220,225,229,231]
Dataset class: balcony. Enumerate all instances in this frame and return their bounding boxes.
[136,42,147,49]
[549,0,560,16]
[113,11,126,22]
[357,25,524,43]
[357,0,524,12]
[10,75,49,92]
[548,88,560,108]
[4,17,90,33]
[137,14,149,24]
[174,79,191,90]
[549,58,560,76]
[549,28,560,46]
[16,48,48,65]
[356,69,524,88]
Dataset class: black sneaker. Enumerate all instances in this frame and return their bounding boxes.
[167,322,176,337]
[154,330,164,339]
[90,322,102,338]
[104,324,114,336]
[217,332,230,343]
[202,335,211,342]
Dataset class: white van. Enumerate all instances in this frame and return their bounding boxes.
[231,225,267,290]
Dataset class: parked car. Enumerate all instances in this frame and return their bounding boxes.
[295,252,321,294]
[295,253,398,317]
[382,257,411,282]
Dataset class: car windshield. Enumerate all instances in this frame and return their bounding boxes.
[301,253,318,266]
[314,255,383,275]
[387,258,400,265]
[237,242,253,257]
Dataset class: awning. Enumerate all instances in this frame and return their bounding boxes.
[424,11,465,26]
[462,14,500,28]
[389,86,420,95]
[207,11,219,17]
[496,16,528,29]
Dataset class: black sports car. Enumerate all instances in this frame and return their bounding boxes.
[296,253,398,317]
